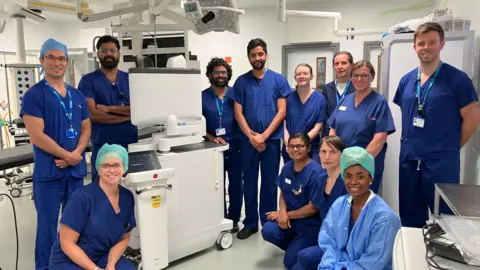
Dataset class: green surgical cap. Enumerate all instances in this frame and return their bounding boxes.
[95,144,129,173]
[340,146,375,180]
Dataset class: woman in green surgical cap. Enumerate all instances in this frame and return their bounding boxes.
[317,146,401,270]
[49,144,136,270]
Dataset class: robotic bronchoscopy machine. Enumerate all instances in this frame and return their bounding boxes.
[123,67,234,270]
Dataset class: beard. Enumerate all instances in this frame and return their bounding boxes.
[250,60,266,70]
[211,77,228,88]
[100,56,119,69]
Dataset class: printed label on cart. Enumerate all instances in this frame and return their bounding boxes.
[151,195,162,208]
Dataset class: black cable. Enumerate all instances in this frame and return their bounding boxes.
[0,194,19,270]
[422,223,452,270]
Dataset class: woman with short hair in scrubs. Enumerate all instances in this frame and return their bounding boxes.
[291,135,347,270]
[262,132,324,270]
[49,144,136,270]
[317,146,401,269]
[328,60,395,193]
[282,63,327,164]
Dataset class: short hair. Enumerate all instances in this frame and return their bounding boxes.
[333,51,354,66]
[288,132,312,147]
[205,57,233,81]
[96,35,121,51]
[414,22,445,43]
[320,135,346,153]
[247,38,267,55]
[352,60,375,79]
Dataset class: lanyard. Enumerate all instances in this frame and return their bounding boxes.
[44,79,73,128]
[416,62,443,113]
[335,80,351,104]
[215,97,225,126]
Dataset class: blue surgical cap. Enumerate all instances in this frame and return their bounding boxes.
[40,38,68,59]
[95,144,129,173]
[340,146,375,180]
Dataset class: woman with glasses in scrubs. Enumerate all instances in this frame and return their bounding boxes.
[49,144,136,270]
[282,63,327,164]
[262,132,324,269]
[327,60,395,193]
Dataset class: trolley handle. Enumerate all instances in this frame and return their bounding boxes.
[135,184,173,195]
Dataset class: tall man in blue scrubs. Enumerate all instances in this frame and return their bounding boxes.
[394,22,480,228]
[231,38,292,239]
[21,39,91,270]
[321,51,355,138]
[202,57,242,233]
[78,35,137,181]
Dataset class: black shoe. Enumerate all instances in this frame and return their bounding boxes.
[237,227,258,239]
[231,222,240,233]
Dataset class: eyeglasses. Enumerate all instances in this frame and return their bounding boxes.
[43,55,67,62]
[100,163,123,170]
[352,74,370,80]
[212,71,227,76]
[98,48,119,54]
[287,144,306,150]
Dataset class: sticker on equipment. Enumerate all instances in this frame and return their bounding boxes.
[151,195,162,208]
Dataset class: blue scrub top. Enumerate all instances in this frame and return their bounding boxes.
[286,90,326,146]
[328,91,395,149]
[20,82,90,181]
[230,69,292,141]
[312,173,347,221]
[202,87,238,143]
[78,69,138,146]
[276,160,323,224]
[49,181,136,266]
[321,81,355,137]
[393,63,478,160]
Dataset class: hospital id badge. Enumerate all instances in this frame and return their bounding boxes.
[339,106,347,111]
[413,116,425,128]
[216,128,226,136]
[66,127,77,139]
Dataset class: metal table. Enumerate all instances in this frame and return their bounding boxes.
[434,183,480,217]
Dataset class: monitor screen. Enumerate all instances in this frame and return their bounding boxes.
[126,150,161,174]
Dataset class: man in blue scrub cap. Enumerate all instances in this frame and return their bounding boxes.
[21,38,91,270]
[78,35,137,182]
[231,38,292,239]
[202,57,242,233]
[394,22,480,228]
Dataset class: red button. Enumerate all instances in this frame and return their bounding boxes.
[153,174,158,179]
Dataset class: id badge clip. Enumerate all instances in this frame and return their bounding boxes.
[66,126,78,139]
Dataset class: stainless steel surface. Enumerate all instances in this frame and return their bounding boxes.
[434,183,480,217]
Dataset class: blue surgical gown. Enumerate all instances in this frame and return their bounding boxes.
[393,63,478,160]
[327,91,395,192]
[318,193,401,270]
[78,69,138,146]
[321,81,355,138]
[230,69,292,141]
[285,90,327,158]
[49,181,136,268]
[20,81,90,180]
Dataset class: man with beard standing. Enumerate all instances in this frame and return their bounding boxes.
[78,35,138,182]
[393,22,479,228]
[202,58,242,233]
[231,38,292,239]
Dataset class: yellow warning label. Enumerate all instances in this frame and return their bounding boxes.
[151,195,162,208]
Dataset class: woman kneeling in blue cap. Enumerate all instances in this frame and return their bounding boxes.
[317,146,401,270]
[49,144,136,270]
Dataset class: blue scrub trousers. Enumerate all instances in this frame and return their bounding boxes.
[282,145,320,165]
[49,253,135,270]
[262,219,320,269]
[224,141,243,223]
[291,246,323,270]
[371,146,387,194]
[34,176,83,270]
[91,142,129,181]
[241,139,280,229]
[399,157,459,228]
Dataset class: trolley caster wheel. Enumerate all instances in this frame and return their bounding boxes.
[10,188,21,198]
[216,232,233,250]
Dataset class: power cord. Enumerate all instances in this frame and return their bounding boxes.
[422,223,453,270]
[0,193,19,270]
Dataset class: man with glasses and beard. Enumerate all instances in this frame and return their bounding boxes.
[78,35,138,182]
[202,58,242,233]
[231,38,292,239]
